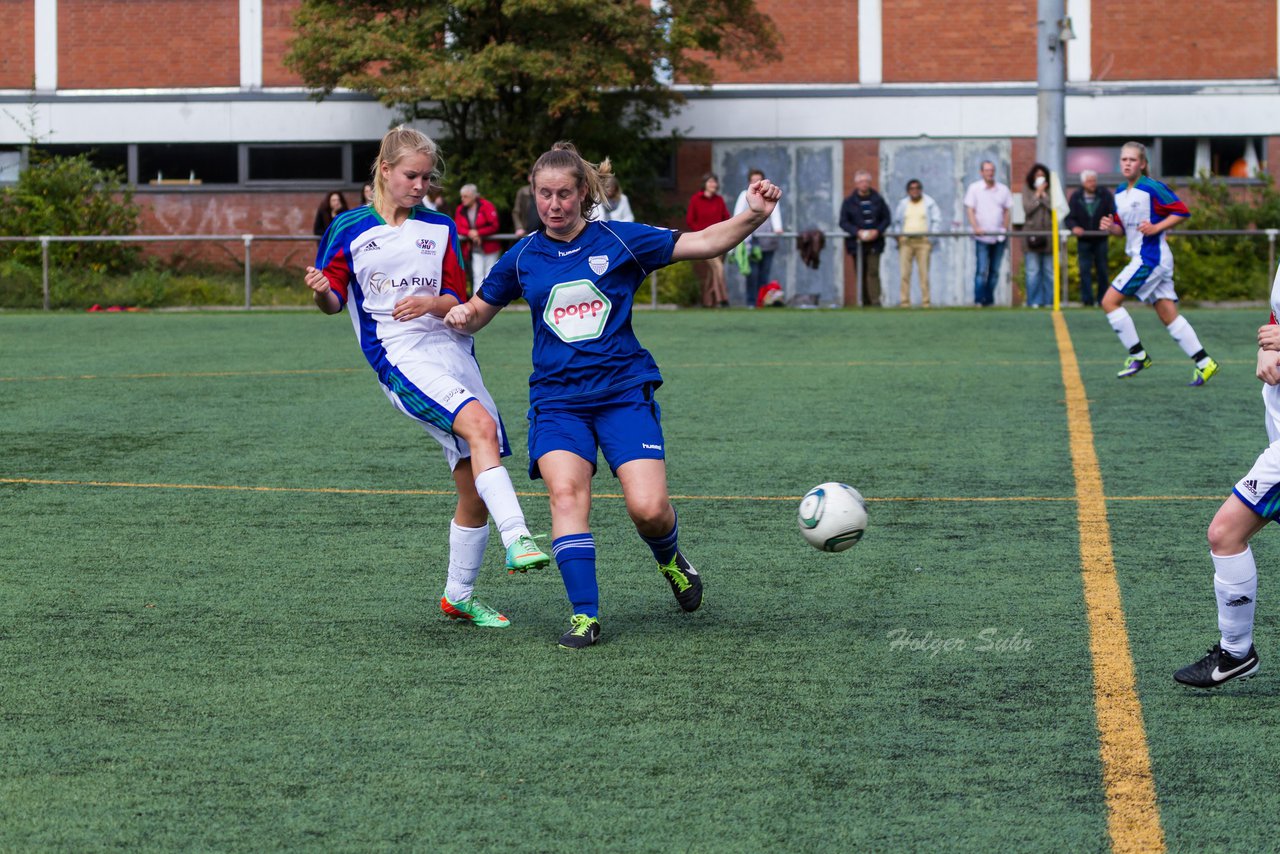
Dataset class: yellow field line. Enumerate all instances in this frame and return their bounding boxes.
[1053,311,1165,853]
[0,476,1222,505]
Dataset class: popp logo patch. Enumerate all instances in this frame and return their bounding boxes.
[543,280,611,343]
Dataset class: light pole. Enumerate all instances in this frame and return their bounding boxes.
[1038,0,1075,307]
[1036,0,1073,181]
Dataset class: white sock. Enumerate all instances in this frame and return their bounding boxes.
[444,519,489,603]
[1106,307,1142,354]
[1165,315,1210,367]
[473,466,531,548]
[1212,548,1258,657]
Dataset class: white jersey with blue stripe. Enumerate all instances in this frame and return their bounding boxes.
[478,220,678,407]
[315,205,471,373]
[1113,177,1190,269]
[1264,266,1280,443]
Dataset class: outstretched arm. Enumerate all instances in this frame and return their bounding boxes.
[672,180,782,262]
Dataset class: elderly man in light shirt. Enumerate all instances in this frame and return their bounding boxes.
[963,160,1013,306]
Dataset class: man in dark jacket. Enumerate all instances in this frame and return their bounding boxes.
[1064,169,1116,307]
[839,170,892,306]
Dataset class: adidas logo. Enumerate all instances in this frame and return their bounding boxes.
[364,240,381,251]
[1226,595,1254,607]
[1244,479,1258,496]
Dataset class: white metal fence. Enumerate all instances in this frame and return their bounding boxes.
[2,228,1277,310]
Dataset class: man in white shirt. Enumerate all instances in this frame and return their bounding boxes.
[963,161,1013,306]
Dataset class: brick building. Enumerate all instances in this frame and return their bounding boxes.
[2,0,1278,304]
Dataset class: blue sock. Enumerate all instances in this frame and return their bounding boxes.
[640,512,679,566]
[553,533,599,618]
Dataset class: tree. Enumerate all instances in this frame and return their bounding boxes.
[285,0,779,217]
[0,150,140,273]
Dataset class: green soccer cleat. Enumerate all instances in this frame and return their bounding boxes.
[505,534,551,574]
[658,550,703,612]
[1188,357,1219,387]
[440,595,511,628]
[1117,354,1152,378]
[558,613,600,649]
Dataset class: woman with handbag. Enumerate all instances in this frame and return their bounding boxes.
[1021,163,1054,308]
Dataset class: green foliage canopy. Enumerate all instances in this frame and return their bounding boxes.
[285,0,779,216]
[0,150,140,273]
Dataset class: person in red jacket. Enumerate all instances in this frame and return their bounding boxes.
[456,183,502,290]
[685,173,731,307]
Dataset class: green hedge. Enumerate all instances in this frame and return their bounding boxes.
[0,260,312,310]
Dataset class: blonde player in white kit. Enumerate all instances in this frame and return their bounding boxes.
[304,127,549,629]
[1100,141,1219,386]
[1172,266,1280,686]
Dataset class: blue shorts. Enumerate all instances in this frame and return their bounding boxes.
[527,383,665,480]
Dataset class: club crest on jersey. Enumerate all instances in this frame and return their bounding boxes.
[416,238,437,254]
[588,255,609,276]
[543,279,611,343]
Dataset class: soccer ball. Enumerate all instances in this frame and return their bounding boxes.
[798,482,868,552]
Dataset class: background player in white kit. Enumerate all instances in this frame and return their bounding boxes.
[1172,267,1280,687]
[1099,141,1219,386]
[304,127,550,629]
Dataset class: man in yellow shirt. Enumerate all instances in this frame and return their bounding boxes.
[893,179,942,307]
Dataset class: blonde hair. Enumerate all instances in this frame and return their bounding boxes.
[1121,141,1150,177]
[530,141,612,222]
[372,126,443,210]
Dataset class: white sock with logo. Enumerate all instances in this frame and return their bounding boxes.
[1106,307,1142,354]
[473,466,531,549]
[1165,315,1210,367]
[444,519,489,603]
[1212,548,1257,658]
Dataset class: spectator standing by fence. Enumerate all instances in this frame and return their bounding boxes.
[456,184,502,291]
[313,191,349,242]
[733,168,784,299]
[686,173,731,307]
[892,178,940,307]
[591,175,635,223]
[839,170,891,307]
[1021,163,1054,308]
[512,172,540,237]
[1065,169,1115,306]
[964,161,1013,307]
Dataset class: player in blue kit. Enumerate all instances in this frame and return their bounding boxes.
[304,127,550,630]
[1099,141,1219,385]
[446,142,782,649]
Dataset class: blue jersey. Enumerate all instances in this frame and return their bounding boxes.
[478,220,677,406]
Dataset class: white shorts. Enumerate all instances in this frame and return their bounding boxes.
[377,335,510,471]
[1233,438,1280,521]
[1111,257,1178,303]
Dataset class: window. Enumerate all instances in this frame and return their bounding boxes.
[37,144,129,176]
[1065,137,1151,181]
[0,149,21,183]
[351,140,382,184]
[247,144,343,183]
[137,143,238,185]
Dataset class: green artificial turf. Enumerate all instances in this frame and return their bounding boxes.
[0,306,1271,851]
